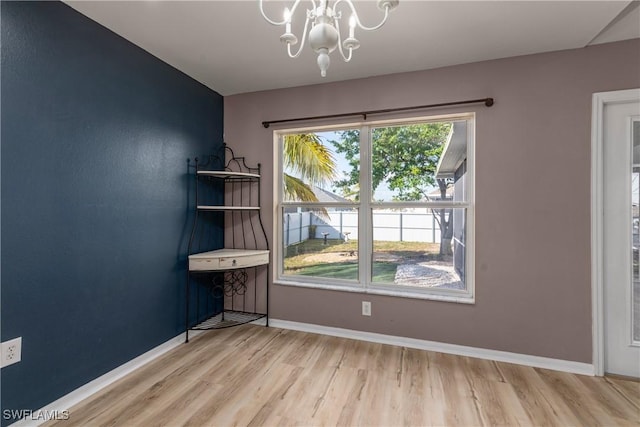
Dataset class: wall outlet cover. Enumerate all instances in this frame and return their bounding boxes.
[362,301,372,316]
[1,337,22,368]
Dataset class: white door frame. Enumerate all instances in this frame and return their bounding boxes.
[591,88,640,376]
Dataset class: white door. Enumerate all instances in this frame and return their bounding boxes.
[603,92,640,377]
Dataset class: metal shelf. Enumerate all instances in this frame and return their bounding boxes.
[197,171,260,180]
[191,310,266,330]
[197,205,260,211]
[186,144,269,342]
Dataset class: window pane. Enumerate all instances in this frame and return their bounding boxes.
[370,121,468,203]
[372,208,466,290]
[282,207,358,281]
[283,130,359,202]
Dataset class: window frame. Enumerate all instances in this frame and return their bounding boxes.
[273,113,475,303]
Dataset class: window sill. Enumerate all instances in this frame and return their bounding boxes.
[273,279,475,304]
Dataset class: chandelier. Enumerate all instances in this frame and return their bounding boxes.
[259,0,399,77]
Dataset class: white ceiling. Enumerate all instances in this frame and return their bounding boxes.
[65,0,640,96]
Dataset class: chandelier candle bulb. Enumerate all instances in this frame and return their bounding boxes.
[349,14,356,38]
[284,8,291,34]
[259,0,399,77]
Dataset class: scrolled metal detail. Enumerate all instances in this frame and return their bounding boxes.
[223,269,248,297]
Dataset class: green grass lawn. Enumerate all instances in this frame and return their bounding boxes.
[293,261,358,280]
[284,238,440,282]
[285,239,356,258]
[291,260,398,281]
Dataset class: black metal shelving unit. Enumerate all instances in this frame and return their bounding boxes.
[185,144,269,342]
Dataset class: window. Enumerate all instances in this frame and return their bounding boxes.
[275,114,474,302]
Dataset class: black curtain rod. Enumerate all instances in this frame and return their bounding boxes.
[262,97,494,128]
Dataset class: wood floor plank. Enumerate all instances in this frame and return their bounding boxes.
[47,328,242,427]
[397,347,428,426]
[103,327,281,427]
[577,375,640,423]
[496,362,576,427]
[136,380,225,427]
[434,353,485,426]
[535,368,621,427]
[418,352,448,427]
[313,365,364,426]
[180,330,294,426]
[89,343,237,426]
[605,376,640,410]
[279,332,323,367]
[53,325,640,427]
[228,364,304,427]
[469,376,531,426]
[356,368,397,427]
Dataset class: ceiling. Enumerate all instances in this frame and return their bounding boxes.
[65,0,640,96]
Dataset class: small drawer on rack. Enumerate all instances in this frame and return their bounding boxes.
[219,252,269,268]
[189,257,220,271]
[189,249,270,271]
[218,257,240,268]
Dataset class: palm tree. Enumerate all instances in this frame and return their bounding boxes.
[283,134,337,202]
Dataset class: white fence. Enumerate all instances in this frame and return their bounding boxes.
[283,211,442,246]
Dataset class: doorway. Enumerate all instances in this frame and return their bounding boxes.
[593,88,640,377]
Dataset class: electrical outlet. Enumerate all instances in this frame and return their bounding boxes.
[362,301,371,316]
[1,337,22,368]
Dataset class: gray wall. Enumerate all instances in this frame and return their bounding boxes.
[225,39,640,363]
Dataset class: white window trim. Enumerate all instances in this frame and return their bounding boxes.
[272,114,475,303]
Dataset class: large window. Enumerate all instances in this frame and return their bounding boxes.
[275,115,474,302]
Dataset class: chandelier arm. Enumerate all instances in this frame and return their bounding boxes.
[289,0,305,20]
[338,45,354,62]
[287,16,311,58]
[336,26,354,62]
[259,0,303,26]
[333,0,391,31]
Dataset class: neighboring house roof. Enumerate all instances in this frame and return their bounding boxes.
[435,121,468,179]
[428,186,453,200]
[311,185,351,203]
[283,186,351,214]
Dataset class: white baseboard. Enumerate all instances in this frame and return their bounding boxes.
[10,331,201,427]
[269,318,595,376]
[251,317,268,326]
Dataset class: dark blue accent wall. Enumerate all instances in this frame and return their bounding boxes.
[0,1,223,421]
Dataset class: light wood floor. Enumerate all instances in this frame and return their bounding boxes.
[49,325,640,427]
